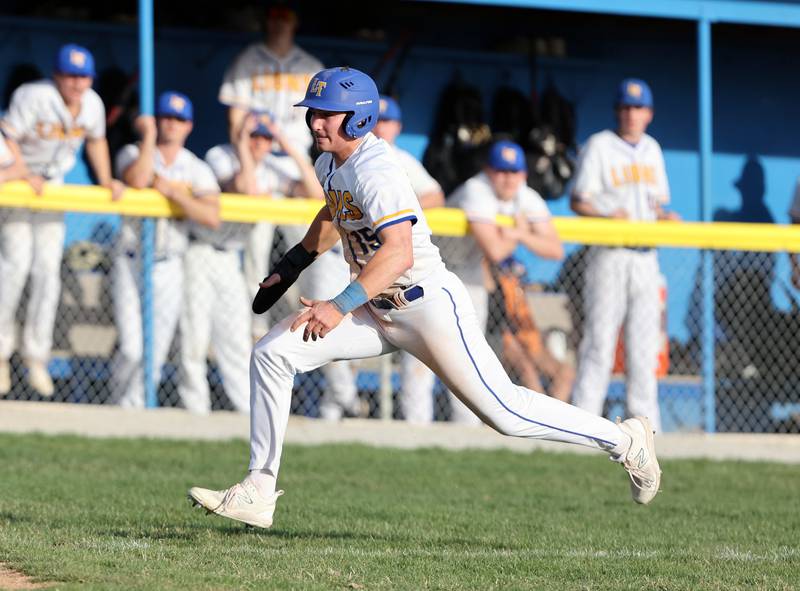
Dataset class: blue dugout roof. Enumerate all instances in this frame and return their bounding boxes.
[430,0,800,27]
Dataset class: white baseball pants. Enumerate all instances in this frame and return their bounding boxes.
[0,210,65,363]
[400,282,488,424]
[110,252,182,408]
[178,244,250,414]
[571,247,662,430]
[249,270,628,477]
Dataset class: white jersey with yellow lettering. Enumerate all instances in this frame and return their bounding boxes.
[115,144,219,259]
[218,43,323,153]
[314,133,445,296]
[449,171,552,288]
[0,79,105,183]
[570,129,668,430]
[571,129,669,220]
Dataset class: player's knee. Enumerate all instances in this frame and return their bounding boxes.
[251,332,294,376]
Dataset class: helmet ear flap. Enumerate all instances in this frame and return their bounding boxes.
[342,112,354,138]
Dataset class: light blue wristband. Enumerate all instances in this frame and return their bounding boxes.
[330,281,369,315]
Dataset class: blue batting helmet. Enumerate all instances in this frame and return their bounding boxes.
[294,67,379,139]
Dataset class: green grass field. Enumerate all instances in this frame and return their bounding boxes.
[0,433,798,590]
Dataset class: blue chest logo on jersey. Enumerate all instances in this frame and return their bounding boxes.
[326,189,364,222]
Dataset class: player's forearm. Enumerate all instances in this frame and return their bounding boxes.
[0,154,26,183]
[170,191,221,229]
[418,189,445,209]
[228,107,246,144]
[123,145,157,189]
[354,241,413,299]
[85,138,114,186]
[570,197,605,218]
[292,157,325,201]
[518,232,564,260]
[300,207,340,254]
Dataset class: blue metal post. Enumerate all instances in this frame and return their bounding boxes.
[139,0,157,408]
[698,17,716,433]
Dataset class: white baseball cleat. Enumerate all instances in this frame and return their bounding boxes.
[27,361,54,397]
[188,480,284,529]
[618,416,661,505]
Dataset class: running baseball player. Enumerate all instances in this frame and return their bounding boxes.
[0,43,123,397]
[450,140,572,411]
[182,113,325,414]
[111,91,220,409]
[373,95,445,423]
[189,67,661,529]
[570,79,679,432]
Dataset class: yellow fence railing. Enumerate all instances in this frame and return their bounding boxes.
[2,181,800,252]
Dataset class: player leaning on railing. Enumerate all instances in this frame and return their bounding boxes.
[188,67,663,529]
[0,44,123,398]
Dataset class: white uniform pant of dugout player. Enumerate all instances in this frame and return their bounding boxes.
[572,247,662,431]
[179,243,250,414]
[249,271,626,476]
[0,211,65,363]
[110,252,183,408]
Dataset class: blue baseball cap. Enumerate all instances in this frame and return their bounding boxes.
[250,112,273,138]
[378,95,402,122]
[54,44,95,78]
[156,91,193,121]
[487,140,526,172]
[616,78,653,108]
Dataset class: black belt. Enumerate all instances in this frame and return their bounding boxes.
[370,285,424,310]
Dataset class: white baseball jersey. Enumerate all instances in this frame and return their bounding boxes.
[571,130,669,221]
[448,172,551,287]
[0,79,105,183]
[202,143,296,250]
[218,43,323,153]
[0,135,13,169]
[391,146,442,198]
[116,144,219,259]
[314,133,445,295]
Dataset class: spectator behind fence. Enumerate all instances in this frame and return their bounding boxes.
[569,79,679,432]
[448,140,566,423]
[0,44,123,398]
[186,113,324,414]
[373,95,448,422]
[110,92,220,409]
[218,0,322,154]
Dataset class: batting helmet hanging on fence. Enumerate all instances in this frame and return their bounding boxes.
[295,67,379,138]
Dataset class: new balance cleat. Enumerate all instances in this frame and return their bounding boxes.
[188,480,284,529]
[618,416,661,505]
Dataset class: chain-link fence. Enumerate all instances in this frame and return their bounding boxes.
[1,206,798,433]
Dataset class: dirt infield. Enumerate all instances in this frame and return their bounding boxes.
[1,400,799,463]
[0,564,52,590]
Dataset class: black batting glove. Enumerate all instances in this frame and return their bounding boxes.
[252,243,318,314]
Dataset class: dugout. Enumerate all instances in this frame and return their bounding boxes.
[2,0,800,429]
[2,1,800,336]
